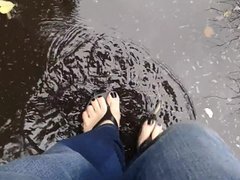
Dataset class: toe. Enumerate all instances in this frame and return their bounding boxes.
[138,120,156,147]
[97,96,107,111]
[151,124,163,139]
[82,111,90,120]
[91,98,101,112]
[87,105,95,118]
[107,92,120,107]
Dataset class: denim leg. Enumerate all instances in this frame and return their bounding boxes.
[61,124,125,180]
[0,143,102,180]
[123,122,240,180]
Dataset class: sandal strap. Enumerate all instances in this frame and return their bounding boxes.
[138,136,153,154]
[92,108,118,129]
[138,134,161,154]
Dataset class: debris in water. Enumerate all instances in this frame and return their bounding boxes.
[204,108,213,118]
[203,26,215,38]
[0,0,15,19]
[223,10,232,18]
[233,6,240,12]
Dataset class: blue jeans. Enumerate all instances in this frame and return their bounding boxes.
[0,122,240,180]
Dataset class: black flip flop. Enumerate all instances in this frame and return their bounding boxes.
[87,92,119,130]
[137,101,162,154]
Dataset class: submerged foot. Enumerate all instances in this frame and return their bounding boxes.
[82,92,121,132]
[138,120,164,150]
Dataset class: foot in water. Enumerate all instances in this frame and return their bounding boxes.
[138,120,164,151]
[82,92,121,132]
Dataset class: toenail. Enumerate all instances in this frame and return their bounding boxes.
[148,119,154,125]
[98,95,102,98]
[111,92,117,98]
[110,92,115,97]
[92,98,95,101]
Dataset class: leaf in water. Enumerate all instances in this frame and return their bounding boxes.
[203,26,215,38]
[0,0,15,14]
[223,10,232,18]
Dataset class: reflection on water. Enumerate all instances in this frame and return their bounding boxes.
[80,0,240,157]
[0,0,195,163]
[209,0,240,49]
[1,0,240,163]
[0,0,76,162]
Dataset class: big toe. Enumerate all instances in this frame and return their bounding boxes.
[138,120,156,148]
[151,124,163,139]
[107,91,121,124]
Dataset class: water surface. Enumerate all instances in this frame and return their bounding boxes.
[0,0,239,163]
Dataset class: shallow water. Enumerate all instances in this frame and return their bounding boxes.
[0,0,240,163]
[79,0,240,156]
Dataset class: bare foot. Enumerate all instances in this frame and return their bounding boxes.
[138,120,164,148]
[82,92,121,132]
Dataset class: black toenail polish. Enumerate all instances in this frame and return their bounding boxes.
[148,119,154,125]
[111,92,116,98]
[92,98,95,101]
[114,92,117,97]
[147,119,151,125]
[98,95,102,98]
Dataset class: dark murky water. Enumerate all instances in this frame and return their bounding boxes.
[0,0,239,163]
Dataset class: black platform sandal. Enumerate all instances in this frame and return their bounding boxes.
[87,92,119,130]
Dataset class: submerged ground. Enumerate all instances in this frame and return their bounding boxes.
[0,0,239,163]
[81,0,240,156]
